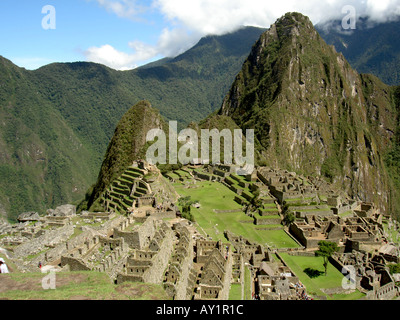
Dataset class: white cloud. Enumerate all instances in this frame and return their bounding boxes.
[85,0,400,70]
[155,0,400,31]
[156,28,200,57]
[84,44,139,70]
[84,28,200,70]
[365,0,400,22]
[92,0,142,19]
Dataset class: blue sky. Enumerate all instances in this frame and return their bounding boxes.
[0,0,167,69]
[1,0,400,70]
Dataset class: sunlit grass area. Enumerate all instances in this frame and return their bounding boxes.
[173,181,299,248]
[0,271,170,300]
[278,253,365,300]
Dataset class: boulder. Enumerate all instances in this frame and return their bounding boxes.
[50,204,76,217]
[17,211,41,223]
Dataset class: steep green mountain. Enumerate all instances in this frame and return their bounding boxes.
[0,57,97,222]
[84,100,167,211]
[316,18,400,86]
[384,86,400,218]
[218,12,398,216]
[0,27,265,221]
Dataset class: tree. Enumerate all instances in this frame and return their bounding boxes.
[281,201,295,226]
[281,201,289,215]
[315,241,339,276]
[283,211,295,226]
[250,189,262,208]
[178,196,197,222]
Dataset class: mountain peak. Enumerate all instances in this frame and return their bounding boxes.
[220,12,332,118]
[85,100,167,211]
[218,13,396,214]
[275,12,314,34]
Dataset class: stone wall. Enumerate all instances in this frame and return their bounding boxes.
[143,225,175,283]
[13,224,75,258]
[255,217,282,225]
[31,228,101,267]
[117,221,175,285]
[60,256,91,271]
[114,217,157,249]
[375,282,397,300]
[165,227,194,300]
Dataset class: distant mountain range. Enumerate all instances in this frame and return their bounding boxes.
[0,26,265,221]
[1,15,400,222]
[316,18,400,86]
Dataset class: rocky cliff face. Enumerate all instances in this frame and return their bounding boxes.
[219,12,397,213]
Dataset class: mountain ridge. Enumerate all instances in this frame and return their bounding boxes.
[2,15,400,221]
[0,26,266,221]
[316,18,400,86]
[218,12,398,215]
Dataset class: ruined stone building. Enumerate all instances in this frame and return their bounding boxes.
[116,218,175,284]
[193,240,233,300]
[163,223,197,300]
[289,205,385,250]
[331,250,399,300]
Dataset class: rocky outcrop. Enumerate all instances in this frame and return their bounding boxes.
[17,212,41,222]
[47,204,76,217]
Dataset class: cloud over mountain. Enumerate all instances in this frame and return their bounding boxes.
[85,0,400,70]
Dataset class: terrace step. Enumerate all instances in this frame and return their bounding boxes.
[126,167,146,176]
[123,170,142,179]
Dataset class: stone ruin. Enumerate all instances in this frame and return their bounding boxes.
[224,230,306,300]
[1,163,400,301]
[331,249,398,300]
[289,204,385,250]
[193,239,233,300]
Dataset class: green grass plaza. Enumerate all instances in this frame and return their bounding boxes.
[172,179,299,247]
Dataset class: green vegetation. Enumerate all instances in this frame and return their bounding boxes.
[173,179,299,248]
[317,19,400,86]
[178,196,197,222]
[389,263,400,275]
[0,57,97,222]
[315,241,339,276]
[83,102,164,212]
[0,271,170,300]
[229,283,242,300]
[279,253,364,300]
[0,27,265,221]
[219,12,398,220]
[243,266,252,300]
[281,202,295,226]
[384,86,400,219]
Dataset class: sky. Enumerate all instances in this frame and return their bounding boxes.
[1,0,400,71]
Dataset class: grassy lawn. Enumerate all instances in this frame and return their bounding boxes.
[229,283,242,300]
[173,181,299,248]
[262,203,278,208]
[0,271,170,300]
[278,253,364,300]
[382,220,400,244]
[330,290,366,300]
[175,170,191,177]
[166,172,180,180]
[244,266,252,300]
[339,210,354,219]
